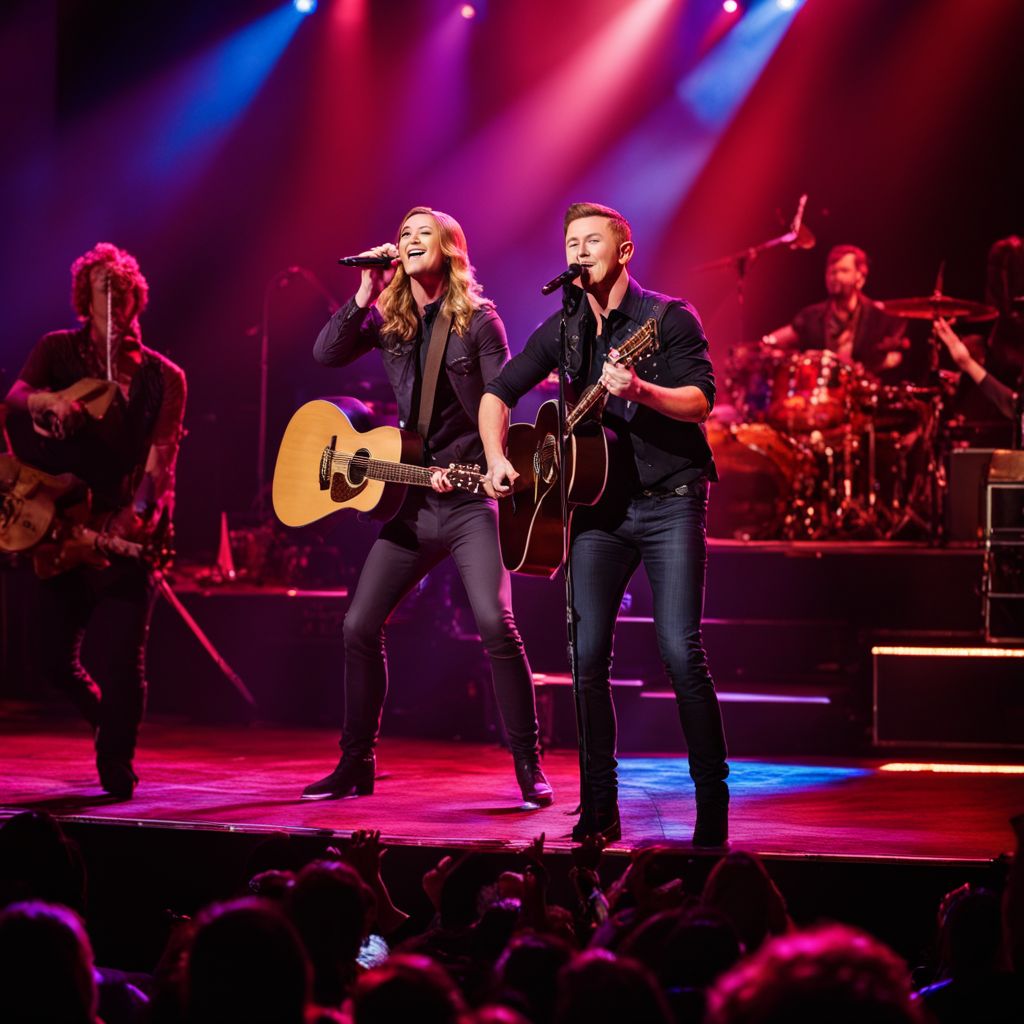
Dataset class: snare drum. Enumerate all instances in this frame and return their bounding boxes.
[767,350,852,433]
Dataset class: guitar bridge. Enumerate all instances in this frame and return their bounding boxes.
[319,436,337,491]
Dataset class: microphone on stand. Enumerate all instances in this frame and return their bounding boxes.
[541,263,583,296]
[337,254,397,267]
[788,194,815,250]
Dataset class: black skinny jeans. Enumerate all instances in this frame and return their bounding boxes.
[36,561,156,762]
[340,489,540,760]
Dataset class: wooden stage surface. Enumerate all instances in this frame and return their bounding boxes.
[2,712,1021,864]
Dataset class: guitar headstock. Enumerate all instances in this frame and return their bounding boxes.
[612,318,659,369]
[448,463,485,494]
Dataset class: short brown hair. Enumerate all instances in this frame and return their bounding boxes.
[564,202,632,248]
[826,244,869,275]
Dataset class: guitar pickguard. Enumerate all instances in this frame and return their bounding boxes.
[330,473,368,504]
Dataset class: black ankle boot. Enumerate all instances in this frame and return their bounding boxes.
[571,804,621,843]
[693,789,729,847]
[97,755,138,799]
[302,753,375,800]
[514,756,554,807]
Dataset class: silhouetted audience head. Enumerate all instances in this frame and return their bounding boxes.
[622,904,742,1024]
[185,897,310,1024]
[937,884,1005,978]
[495,930,574,1024]
[706,922,926,1024]
[440,854,501,930]
[0,900,98,1024]
[471,897,522,963]
[289,858,375,1007]
[702,850,790,953]
[554,949,673,1024]
[349,953,466,1024]
[0,810,86,913]
[469,1006,534,1024]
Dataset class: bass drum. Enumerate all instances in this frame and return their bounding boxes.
[706,419,813,540]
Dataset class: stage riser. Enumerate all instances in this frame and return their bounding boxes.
[0,547,993,755]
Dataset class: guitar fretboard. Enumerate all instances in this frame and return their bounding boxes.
[330,451,435,487]
[564,319,658,434]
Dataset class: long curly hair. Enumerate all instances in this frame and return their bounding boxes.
[376,207,491,343]
[70,242,149,321]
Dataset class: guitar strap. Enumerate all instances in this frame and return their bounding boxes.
[416,309,453,441]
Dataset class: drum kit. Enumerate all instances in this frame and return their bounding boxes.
[708,292,1000,541]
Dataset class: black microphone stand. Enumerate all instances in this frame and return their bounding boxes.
[555,282,593,831]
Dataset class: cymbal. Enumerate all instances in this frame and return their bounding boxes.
[880,293,998,322]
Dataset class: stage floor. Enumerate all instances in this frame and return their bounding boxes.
[1,713,1020,863]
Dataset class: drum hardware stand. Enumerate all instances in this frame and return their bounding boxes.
[884,390,946,542]
[831,424,883,538]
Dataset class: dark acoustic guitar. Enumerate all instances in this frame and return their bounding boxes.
[499,318,660,577]
[272,399,486,527]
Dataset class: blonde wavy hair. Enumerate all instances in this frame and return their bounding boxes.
[377,207,492,343]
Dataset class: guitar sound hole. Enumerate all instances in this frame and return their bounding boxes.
[538,435,558,484]
[348,448,370,485]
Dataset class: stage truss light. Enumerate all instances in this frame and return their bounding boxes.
[294,0,317,14]
[460,3,477,18]
[723,1,739,12]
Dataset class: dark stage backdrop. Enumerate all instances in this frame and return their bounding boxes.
[1,0,1022,556]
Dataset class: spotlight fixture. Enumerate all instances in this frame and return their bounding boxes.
[778,0,798,10]
[723,0,739,12]
[460,3,477,19]
[294,0,317,14]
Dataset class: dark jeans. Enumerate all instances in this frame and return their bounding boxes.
[341,489,540,760]
[36,561,156,762]
[569,487,729,807]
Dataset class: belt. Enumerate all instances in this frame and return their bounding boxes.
[639,480,708,499]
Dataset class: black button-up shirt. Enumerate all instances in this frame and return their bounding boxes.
[485,276,717,499]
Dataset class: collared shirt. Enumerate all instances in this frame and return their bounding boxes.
[485,276,717,497]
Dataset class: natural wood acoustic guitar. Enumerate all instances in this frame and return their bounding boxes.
[272,399,487,527]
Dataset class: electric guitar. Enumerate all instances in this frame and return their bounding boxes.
[0,454,172,579]
[498,318,660,577]
[272,399,487,527]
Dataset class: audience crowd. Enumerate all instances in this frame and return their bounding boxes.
[1,808,1022,1023]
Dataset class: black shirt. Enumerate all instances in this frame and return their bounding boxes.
[11,326,185,511]
[790,296,906,378]
[485,276,717,498]
[314,297,511,472]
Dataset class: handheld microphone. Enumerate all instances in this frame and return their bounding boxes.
[541,263,583,296]
[337,255,397,267]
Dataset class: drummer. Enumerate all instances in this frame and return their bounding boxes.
[762,244,909,380]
